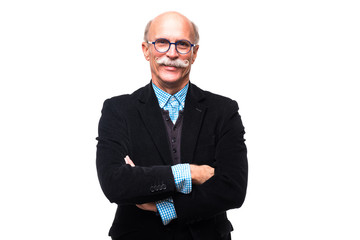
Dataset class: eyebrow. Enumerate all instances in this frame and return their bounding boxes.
[153,37,192,42]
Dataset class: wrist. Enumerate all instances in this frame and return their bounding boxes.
[190,164,198,183]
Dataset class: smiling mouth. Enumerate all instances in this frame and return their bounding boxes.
[162,65,179,70]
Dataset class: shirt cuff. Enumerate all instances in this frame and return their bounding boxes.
[156,198,177,225]
[171,163,192,194]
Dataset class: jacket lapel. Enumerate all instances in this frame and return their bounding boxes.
[181,83,207,164]
[136,83,173,165]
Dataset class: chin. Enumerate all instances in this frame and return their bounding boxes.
[159,74,183,84]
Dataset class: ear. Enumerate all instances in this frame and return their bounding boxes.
[142,42,150,61]
[191,45,199,64]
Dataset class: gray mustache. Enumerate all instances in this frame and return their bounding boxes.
[155,57,189,68]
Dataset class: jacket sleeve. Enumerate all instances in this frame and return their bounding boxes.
[96,98,176,204]
[173,100,248,222]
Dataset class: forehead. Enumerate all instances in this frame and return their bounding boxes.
[149,15,193,41]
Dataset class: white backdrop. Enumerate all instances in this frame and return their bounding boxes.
[1,0,359,239]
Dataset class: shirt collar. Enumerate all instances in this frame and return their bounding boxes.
[152,82,189,109]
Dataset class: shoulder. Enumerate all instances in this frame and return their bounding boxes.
[102,84,148,111]
[204,90,237,107]
[190,83,239,113]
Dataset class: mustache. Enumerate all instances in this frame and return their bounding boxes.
[155,57,190,68]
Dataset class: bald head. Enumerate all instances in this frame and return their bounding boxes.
[144,12,199,44]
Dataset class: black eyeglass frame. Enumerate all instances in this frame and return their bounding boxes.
[147,38,196,54]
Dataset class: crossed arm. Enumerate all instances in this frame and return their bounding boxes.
[124,155,214,215]
[97,98,247,225]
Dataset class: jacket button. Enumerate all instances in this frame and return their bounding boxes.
[150,186,155,192]
[161,184,166,190]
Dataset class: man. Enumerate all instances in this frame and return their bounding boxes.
[96,12,248,240]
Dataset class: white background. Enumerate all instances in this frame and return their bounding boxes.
[1,0,359,239]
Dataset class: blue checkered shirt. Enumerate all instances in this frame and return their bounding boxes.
[152,83,192,225]
[152,82,188,124]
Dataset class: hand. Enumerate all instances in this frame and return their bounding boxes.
[124,155,135,167]
[136,202,157,212]
[190,164,214,185]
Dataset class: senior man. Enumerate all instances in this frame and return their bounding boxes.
[96,11,248,240]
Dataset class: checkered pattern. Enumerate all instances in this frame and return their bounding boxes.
[152,83,192,225]
[156,164,191,225]
[171,164,192,194]
[156,198,177,225]
[152,82,188,124]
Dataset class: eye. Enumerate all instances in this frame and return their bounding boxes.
[177,40,191,48]
[156,39,169,45]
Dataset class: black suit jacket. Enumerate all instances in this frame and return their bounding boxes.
[96,82,248,240]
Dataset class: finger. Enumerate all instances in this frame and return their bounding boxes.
[136,203,157,212]
[124,155,129,164]
[209,168,214,178]
[128,159,135,167]
[124,155,135,167]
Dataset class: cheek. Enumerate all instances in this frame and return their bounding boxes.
[183,66,191,76]
[150,57,159,70]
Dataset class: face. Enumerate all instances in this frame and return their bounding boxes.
[142,14,199,93]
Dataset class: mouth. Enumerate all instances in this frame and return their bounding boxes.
[162,65,179,71]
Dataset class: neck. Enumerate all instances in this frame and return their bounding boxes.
[152,79,189,95]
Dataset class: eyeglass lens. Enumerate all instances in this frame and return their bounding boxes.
[154,39,192,54]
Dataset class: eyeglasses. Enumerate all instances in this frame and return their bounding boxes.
[147,38,196,54]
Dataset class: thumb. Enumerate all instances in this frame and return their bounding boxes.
[124,155,135,167]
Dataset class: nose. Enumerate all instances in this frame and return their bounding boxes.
[166,43,178,59]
